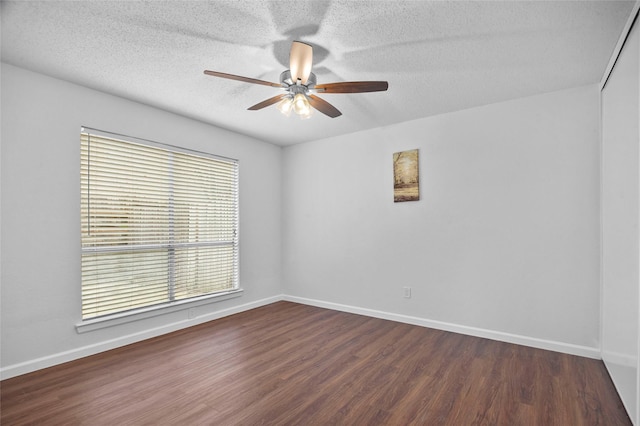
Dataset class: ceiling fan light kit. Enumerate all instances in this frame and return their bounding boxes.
[275,70,315,119]
[204,41,388,119]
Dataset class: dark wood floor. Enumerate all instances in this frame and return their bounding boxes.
[1,301,631,425]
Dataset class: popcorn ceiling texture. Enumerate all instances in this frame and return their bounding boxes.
[1,0,635,145]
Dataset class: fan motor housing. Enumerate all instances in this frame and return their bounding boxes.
[280,70,317,93]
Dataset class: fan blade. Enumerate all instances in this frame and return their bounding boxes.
[315,81,389,93]
[247,94,288,110]
[307,95,342,118]
[289,41,313,85]
[204,70,281,88]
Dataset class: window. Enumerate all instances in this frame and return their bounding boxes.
[80,129,239,320]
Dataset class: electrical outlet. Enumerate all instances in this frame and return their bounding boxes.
[403,287,412,298]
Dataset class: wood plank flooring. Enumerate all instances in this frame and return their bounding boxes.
[1,301,631,425]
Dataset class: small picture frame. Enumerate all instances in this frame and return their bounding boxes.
[393,149,420,202]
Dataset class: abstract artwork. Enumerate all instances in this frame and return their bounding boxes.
[393,149,419,202]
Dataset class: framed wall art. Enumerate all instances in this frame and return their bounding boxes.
[393,149,419,202]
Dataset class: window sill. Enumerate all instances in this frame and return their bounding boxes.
[75,288,244,334]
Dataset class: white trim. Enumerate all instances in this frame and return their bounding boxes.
[603,358,639,425]
[76,289,244,333]
[602,350,638,369]
[283,295,601,360]
[600,1,640,90]
[599,87,605,361]
[600,12,640,423]
[637,28,640,425]
[2,293,604,380]
[637,26,640,425]
[0,295,282,380]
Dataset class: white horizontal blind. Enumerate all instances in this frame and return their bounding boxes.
[80,131,239,320]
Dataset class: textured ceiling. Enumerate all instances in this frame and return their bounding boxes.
[1,1,635,146]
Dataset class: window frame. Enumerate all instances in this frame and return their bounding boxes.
[77,127,241,332]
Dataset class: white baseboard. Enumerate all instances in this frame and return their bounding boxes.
[0,295,283,380]
[602,350,638,368]
[1,293,602,380]
[283,295,601,360]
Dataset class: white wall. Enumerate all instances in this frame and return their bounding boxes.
[0,62,607,379]
[601,16,640,424]
[0,63,283,378]
[283,85,601,356]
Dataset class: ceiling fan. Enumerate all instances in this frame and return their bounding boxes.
[204,41,388,119]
